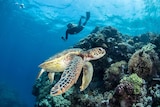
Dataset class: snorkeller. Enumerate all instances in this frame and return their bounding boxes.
[15,2,25,9]
[61,12,90,41]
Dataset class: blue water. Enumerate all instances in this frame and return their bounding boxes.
[0,0,160,106]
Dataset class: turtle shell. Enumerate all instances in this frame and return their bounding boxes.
[39,48,83,72]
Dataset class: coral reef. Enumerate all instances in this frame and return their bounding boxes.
[33,26,160,107]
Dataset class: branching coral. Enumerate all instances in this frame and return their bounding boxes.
[141,43,156,53]
[133,82,153,107]
[103,60,127,90]
[52,95,71,107]
[149,84,160,106]
[72,90,112,107]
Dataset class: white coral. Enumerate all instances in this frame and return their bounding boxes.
[142,43,156,53]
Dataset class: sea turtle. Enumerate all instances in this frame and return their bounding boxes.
[37,48,83,83]
[37,47,106,96]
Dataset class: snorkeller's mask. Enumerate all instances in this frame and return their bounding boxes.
[67,23,75,28]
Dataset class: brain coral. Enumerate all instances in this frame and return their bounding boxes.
[128,50,153,78]
[107,60,127,75]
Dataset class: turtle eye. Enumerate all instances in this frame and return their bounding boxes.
[98,48,102,52]
[98,48,106,54]
[98,48,103,53]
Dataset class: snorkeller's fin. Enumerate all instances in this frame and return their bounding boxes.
[86,12,90,21]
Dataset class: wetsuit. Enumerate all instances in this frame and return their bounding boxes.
[62,12,90,41]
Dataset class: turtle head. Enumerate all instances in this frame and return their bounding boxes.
[83,47,106,61]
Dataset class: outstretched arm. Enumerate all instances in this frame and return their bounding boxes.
[61,30,69,41]
[65,30,69,40]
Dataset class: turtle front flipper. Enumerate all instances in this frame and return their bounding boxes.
[80,62,93,91]
[50,56,83,96]
[37,69,55,83]
[37,69,45,79]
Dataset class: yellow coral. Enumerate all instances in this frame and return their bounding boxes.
[120,73,143,94]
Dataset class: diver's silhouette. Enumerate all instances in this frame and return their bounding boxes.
[61,12,90,41]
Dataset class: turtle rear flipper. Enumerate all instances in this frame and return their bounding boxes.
[50,56,83,96]
[48,72,55,83]
[80,62,93,91]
